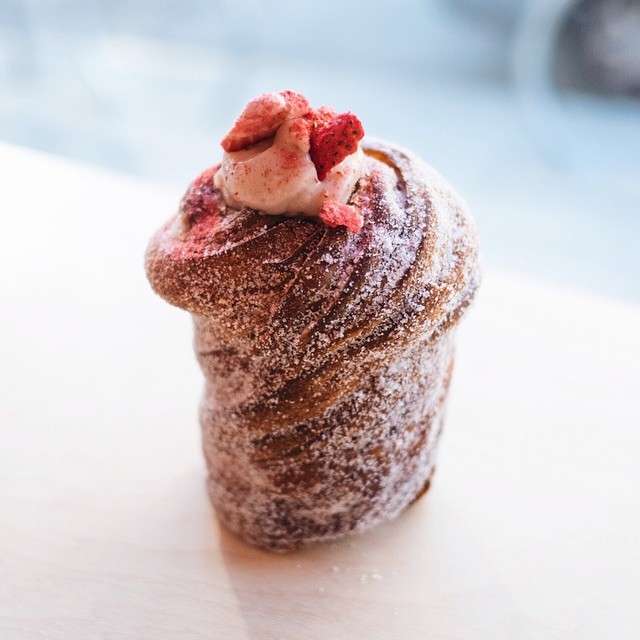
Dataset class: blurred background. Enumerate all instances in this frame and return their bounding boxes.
[1,0,638,300]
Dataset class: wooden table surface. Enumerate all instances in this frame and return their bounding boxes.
[1,143,639,639]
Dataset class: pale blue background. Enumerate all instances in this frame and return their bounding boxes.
[1,0,638,300]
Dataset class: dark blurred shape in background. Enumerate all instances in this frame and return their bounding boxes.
[0,0,638,299]
[556,0,640,96]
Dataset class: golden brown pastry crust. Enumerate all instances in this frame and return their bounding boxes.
[146,139,480,550]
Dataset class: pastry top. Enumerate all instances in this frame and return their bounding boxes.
[213,90,366,231]
[146,139,480,413]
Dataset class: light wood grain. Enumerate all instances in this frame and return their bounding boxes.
[1,143,639,639]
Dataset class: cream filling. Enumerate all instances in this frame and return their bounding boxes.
[214,116,363,216]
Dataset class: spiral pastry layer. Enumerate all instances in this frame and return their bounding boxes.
[146,139,480,550]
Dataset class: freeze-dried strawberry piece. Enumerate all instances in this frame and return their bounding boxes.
[307,105,338,128]
[221,90,310,152]
[309,112,364,181]
[319,199,364,233]
[281,90,311,119]
[181,166,219,226]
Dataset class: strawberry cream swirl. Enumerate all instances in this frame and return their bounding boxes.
[214,90,366,232]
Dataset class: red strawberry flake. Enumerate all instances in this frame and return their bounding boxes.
[221,90,310,152]
[181,166,220,226]
[319,199,364,233]
[172,166,222,259]
[309,112,364,180]
[281,90,311,118]
[306,105,338,128]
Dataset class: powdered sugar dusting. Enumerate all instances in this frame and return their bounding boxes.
[145,139,480,550]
